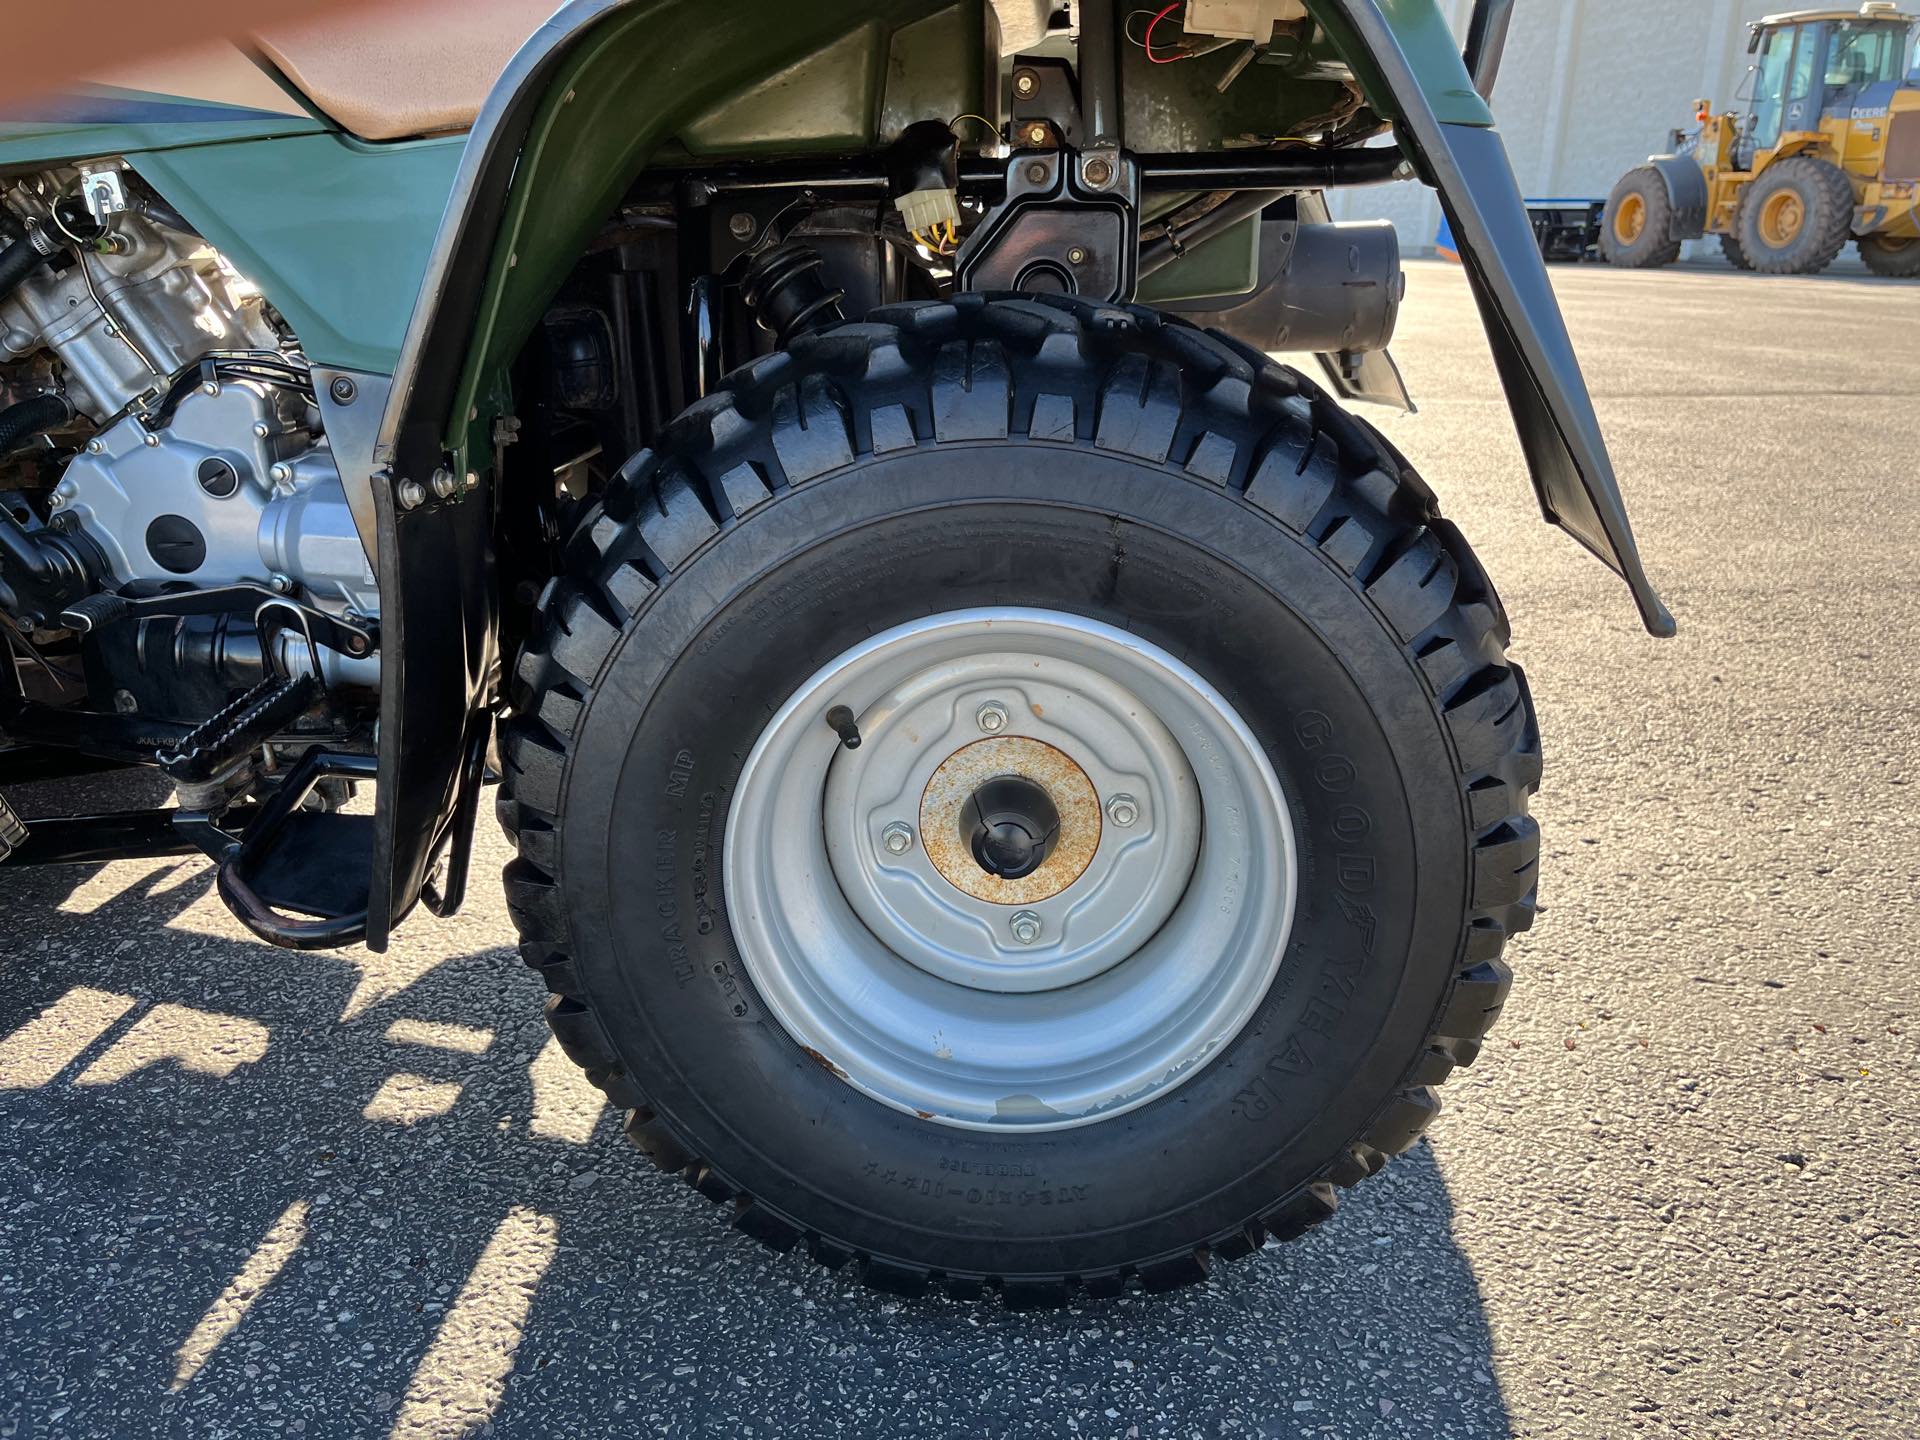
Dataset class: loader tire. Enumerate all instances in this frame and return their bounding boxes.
[497,295,1541,1306]
[1737,156,1855,275]
[1859,234,1920,278]
[1719,232,1754,271]
[1600,167,1682,268]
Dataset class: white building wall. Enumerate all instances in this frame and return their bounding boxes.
[1328,0,1799,256]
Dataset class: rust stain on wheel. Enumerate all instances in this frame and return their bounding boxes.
[918,736,1102,905]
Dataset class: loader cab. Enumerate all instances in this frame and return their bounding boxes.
[1739,8,1916,163]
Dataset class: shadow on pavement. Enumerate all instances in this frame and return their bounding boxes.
[0,853,1514,1439]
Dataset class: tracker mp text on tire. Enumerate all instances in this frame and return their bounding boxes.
[498,295,1542,1306]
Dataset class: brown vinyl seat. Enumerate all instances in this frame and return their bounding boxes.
[253,0,560,143]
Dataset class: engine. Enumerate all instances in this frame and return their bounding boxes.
[0,167,377,712]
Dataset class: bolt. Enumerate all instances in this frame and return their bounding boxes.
[1024,122,1050,147]
[976,700,1010,734]
[1013,69,1039,98]
[112,689,138,715]
[142,432,159,447]
[1024,160,1049,185]
[430,467,459,499]
[85,439,102,455]
[329,375,357,405]
[1010,911,1043,946]
[1106,793,1139,828]
[47,491,63,509]
[1066,246,1088,265]
[728,213,756,241]
[269,573,294,595]
[269,462,293,485]
[464,471,480,491]
[200,379,220,397]
[398,478,427,510]
[1083,155,1114,188]
[252,421,271,439]
[882,822,914,855]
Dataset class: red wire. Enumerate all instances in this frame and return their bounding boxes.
[1144,1,1187,63]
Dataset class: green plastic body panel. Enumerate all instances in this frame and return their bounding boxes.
[1302,0,1492,127]
[0,113,326,171]
[132,133,466,376]
[680,5,987,157]
[445,0,965,465]
[1135,216,1262,303]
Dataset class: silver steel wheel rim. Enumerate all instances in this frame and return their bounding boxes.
[724,608,1296,1131]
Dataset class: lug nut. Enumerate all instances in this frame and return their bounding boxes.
[976,701,1010,734]
[1009,910,1043,946]
[882,822,914,855]
[1106,793,1139,828]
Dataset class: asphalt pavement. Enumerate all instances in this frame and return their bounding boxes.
[2,259,1916,1439]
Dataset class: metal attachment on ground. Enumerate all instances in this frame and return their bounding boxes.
[825,704,862,750]
[430,467,459,500]
[881,821,914,855]
[1009,910,1043,946]
[1105,793,1138,828]
[397,478,427,510]
[329,375,357,404]
[976,700,1010,733]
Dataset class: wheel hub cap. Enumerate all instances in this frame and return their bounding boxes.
[724,608,1296,1131]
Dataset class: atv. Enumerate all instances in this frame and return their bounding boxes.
[0,0,1670,1305]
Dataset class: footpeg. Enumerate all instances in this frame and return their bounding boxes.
[157,673,319,783]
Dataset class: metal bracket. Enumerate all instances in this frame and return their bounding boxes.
[954,149,1140,302]
[1009,56,1085,149]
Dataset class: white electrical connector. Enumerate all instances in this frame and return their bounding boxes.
[1181,0,1308,46]
[894,186,959,238]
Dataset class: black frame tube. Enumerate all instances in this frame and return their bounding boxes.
[4,805,262,867]
[1078,0,1123,146]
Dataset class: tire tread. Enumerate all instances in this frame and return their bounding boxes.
[496,296,1541,1306]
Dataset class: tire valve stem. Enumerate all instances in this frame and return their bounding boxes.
[824,705,862,751]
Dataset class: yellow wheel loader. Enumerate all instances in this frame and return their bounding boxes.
[1602,3,1920,275]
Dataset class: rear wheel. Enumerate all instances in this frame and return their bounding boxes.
[1719,232,1754,271]
[499,297,1541,1304]
[1601,167,1682,268]
[1737,156,1855,275]
[1860,233,1920,278]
